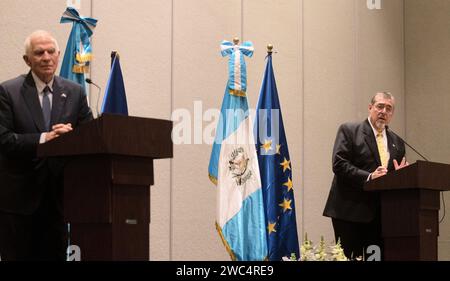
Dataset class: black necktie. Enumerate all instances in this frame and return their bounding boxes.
[42,86,51,131]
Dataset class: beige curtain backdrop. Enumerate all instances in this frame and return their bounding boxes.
[0,0,448,260]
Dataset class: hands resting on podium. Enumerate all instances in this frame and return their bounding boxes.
[370,157,409,180]
[44,123,73,142]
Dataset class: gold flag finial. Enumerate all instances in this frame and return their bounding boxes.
[267,44,273,54]
[233,37,240,45]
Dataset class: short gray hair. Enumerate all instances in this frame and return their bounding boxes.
[24,30,59,56]
[371,91,394,105]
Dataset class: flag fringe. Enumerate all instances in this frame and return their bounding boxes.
[229,89,246,97]
[72,65,89,74]
[76,52,93,63]
[215,222,236,261]
[208,174,217,186]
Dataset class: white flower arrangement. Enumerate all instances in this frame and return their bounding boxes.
[282,233,350,261]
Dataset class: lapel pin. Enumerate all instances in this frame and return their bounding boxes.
[61,93,67,99]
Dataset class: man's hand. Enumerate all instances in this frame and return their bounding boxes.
[371,166,388,180]
[394,157,409,170]
[44,123,73,142]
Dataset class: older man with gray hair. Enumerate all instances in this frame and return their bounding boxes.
[0,30,92,260]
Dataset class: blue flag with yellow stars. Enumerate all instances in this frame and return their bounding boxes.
[255,52,300,261]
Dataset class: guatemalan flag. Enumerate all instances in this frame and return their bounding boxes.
[208,40,268,261]
[59,7,97,89]
[255,51,300,260]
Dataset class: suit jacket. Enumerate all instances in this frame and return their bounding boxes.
[0,72,93,215]
[323,119,405,223]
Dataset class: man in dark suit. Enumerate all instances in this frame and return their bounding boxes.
[323,92,408,260]
[0,30,92,260]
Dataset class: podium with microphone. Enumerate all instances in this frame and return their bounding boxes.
[365,160,450,260]
[365,128,449,260]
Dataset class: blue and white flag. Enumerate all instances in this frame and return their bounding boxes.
[220,40,254,97]
[59,7,97,88]
[101,54,128,115]
[209,41,267,261]
[255,52,300,260]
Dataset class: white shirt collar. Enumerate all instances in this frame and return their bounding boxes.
[31,71,54,94]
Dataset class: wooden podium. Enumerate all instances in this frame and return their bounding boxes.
[364,161,450,261]
[37,114,173,260]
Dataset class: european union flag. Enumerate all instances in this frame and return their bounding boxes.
[101,53,128,115]
[255,52,300,260]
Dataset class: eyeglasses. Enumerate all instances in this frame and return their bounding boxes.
[374,103,393,114]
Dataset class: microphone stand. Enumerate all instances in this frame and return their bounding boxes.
[386,126,429,161]
[386,127,446,223]
[85,78,102,118]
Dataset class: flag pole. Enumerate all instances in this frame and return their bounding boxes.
[267,44,273,54]
[233,37,240,45]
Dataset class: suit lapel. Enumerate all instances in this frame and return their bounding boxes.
[21,72,46,132]
[362,119,382,167]
[50,77,67,126]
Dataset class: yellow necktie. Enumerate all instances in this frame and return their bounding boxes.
[376,132,388,167]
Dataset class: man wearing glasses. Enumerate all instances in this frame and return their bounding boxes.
[323,92,408,260]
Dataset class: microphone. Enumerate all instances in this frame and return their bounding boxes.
[386,126,429,161]
[386,127,446,225]
[85,78,101,118]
